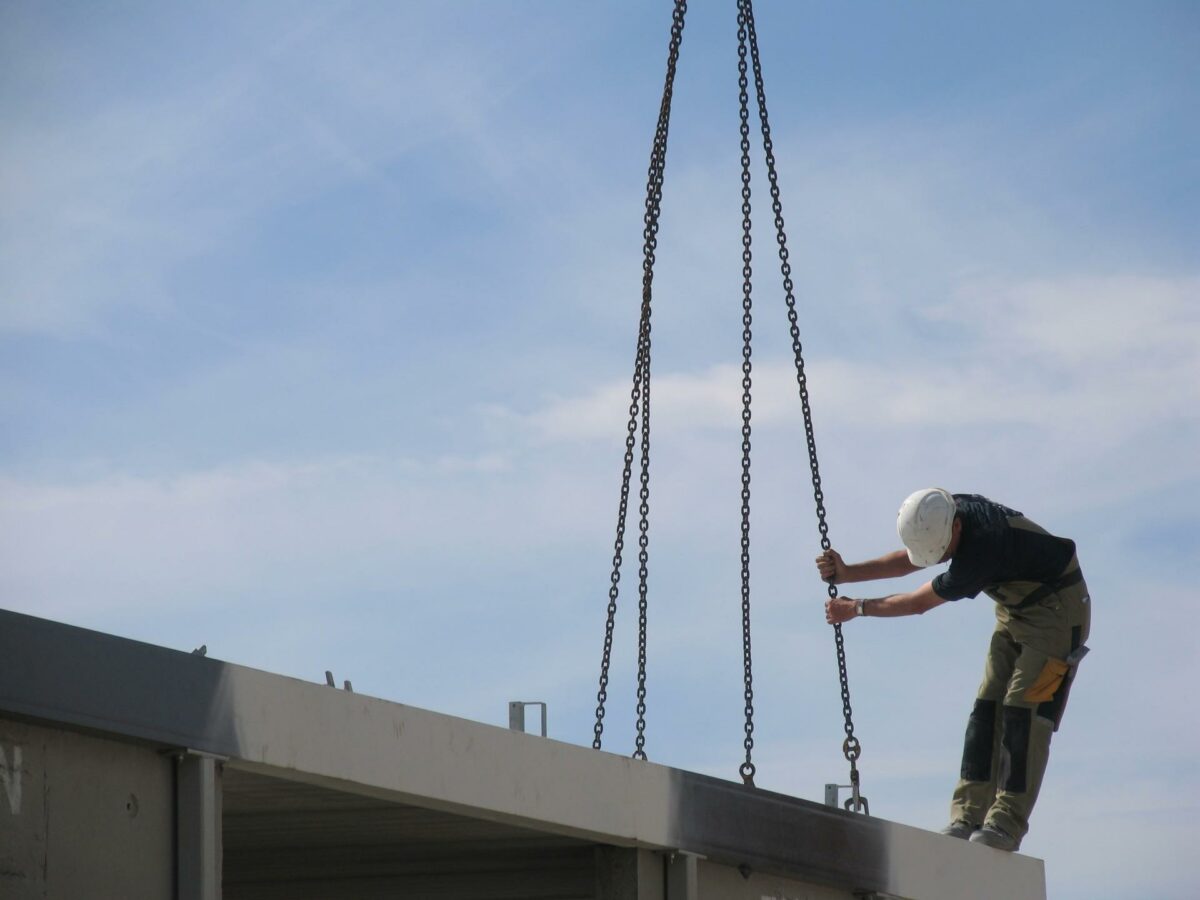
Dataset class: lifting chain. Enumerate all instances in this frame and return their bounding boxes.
[735,0,757,788]
[739,0,867,812]
[595,1,865,809]
[593,0,688,759]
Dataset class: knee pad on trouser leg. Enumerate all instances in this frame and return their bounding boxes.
[961,698,998,782]
[1001,705,1032,793]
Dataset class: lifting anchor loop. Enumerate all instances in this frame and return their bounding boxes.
[843,737,869,814]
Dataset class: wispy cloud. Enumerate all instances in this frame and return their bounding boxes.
[0,453,529,616]
[0,3,569,338]
[510,271,1198,448]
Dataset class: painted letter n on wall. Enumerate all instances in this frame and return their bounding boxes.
[0,744,22,815]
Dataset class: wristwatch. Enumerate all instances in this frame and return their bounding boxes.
[855,599,865,617]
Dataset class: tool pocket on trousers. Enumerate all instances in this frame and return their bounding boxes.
[1024,656,1069,703]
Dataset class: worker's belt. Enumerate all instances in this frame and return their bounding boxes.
[1011,566,1085,610]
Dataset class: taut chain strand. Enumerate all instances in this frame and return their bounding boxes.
[593,0,688,758]
[735,0,757,787]
[741,0,866,811]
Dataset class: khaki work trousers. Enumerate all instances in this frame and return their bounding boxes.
[949,561,1091,842]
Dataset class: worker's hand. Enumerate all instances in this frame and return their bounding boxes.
[825,597,857,625]
[816,548,848,584]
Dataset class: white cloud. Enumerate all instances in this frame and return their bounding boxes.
[516,363,793,441]
[512,271,1199,449]
[937,274,1199,364]
[0,453,541,617]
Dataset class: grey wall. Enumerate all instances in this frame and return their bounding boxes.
[0,717,174,900]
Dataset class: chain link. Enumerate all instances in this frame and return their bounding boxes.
[741,0,866,811]
[594,0,688,758]
[735,1,756,788]
[633,331,651,760]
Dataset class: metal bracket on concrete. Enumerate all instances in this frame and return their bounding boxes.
[508,700,548,737]
[324,670,353,691]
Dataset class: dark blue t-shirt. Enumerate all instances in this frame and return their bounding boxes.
[931,494,1076,602]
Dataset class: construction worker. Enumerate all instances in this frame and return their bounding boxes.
[818,489,1090,851]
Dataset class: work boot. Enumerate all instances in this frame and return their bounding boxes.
[940,820,979,840]
[969,824,1019,851]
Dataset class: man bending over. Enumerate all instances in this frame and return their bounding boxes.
[819,489,1091,851]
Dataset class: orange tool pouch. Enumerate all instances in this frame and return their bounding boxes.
[1024,656,1070,704]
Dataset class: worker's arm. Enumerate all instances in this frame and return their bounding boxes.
[816,548,921,585]
[824,580,948,624]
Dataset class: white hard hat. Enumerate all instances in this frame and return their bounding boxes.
[897,488,957,567]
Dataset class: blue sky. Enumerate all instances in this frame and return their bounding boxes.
[2,2,1197,897]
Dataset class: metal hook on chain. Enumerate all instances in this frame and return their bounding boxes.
[842,737,868,814]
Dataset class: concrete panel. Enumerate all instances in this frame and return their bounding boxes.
[0,609,1047,900]
[696,859,854,900]
[666,853,698,900]
[595,847,664,900]
[0,718,173,900]
[178,754,223,900]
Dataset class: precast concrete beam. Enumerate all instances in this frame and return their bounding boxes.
[0,609,1046,900]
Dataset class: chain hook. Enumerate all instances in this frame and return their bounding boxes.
[843,762,869,814]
